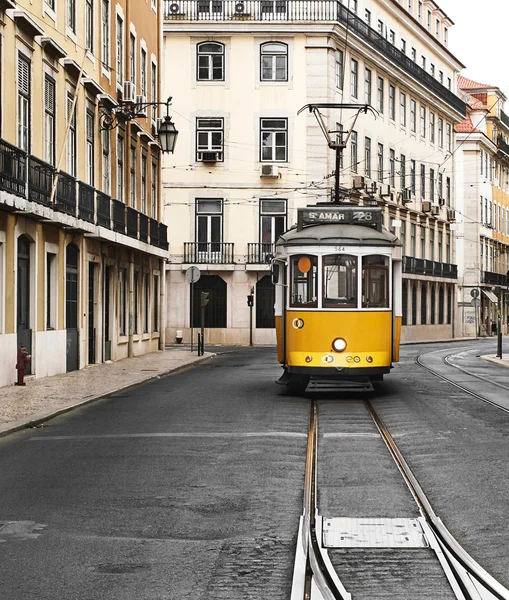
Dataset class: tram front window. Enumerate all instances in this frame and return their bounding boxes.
[290,255,318,307]
[362,255,389,308]
[323,255,358,308]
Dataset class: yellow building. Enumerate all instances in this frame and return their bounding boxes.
[0,0,172,386]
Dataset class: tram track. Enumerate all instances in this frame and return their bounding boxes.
[291,396,509,600]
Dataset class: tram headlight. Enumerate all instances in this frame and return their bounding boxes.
[331,337,347,352]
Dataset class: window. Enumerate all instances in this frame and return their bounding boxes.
[86,0,93,51]
[291,254,318,307]
[119,267,127,335]
[401,39,406,54]
[400,154,406,190]
[430,63,435,77]
[151,62,157,121]
[400,219,406,254]
[410,159,416,194]
[377,143,384,181]
[421,56,426,70]
[17,53,30,152]
[411,223,416,256]
[447,77,451,90]
[153,275,159,331]
[435,18,440,37]
[365,137,371,178]
[141,154,147,213]
[350,58,358,98]
[197,42,224,81]
[427,9,431,30]
[362,255,389,308]
[420,285,427,324]
[418,1,422,21]
[389,149,395,186]
[45,0,55,11]
[116,16,123,85]
[389,30,395,44]
[389,85,395,120]
[429,112,435,143]
[438,172,443,199]
[438,118,443,148]
[44,75,56,165]
[411,47,416,62]
[261,42,287,81]
[377,20,384,35]
[323,255,357,308]
[68,0,76,32]
[400,92,406,127]
[129,34,136,85]
[377,76,384,114]
[335,123,344,170]
[140,47,147,96]
[429,168,434,202]
[196,198,222,252]
[143,274,149,333]
[410,99,416,133]
[402,281,408,326]
[102,130,110,193]
[66,92,77,176]
[133,271,139,334]
[336,49,344,90]
[420,164,426,198]
[86,109,94,186]
[116,134,124,201]
[350,0,357,13]
[365,9,371,25]
[446,123,451,151]
[260,118,287,162]
[151,161,157,218]
[420,105,426,137]
[439,71,443,84]
[260,199,286,246]
[364,68,372,104]
[130,145,136,206]
[420,225,425,258]
[102,0,110,68]
[444,27,448,45]
[350,131,358,172]
[197,118,224,162]
[429,227,435,261]
[446,177,451,204]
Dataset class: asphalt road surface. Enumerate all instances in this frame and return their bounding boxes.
[0,341,508,599]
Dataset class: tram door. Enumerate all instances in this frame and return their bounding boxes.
[66,244,79,372]
[17,236,32,375]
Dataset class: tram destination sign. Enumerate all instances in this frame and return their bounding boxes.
[297,205,382,231]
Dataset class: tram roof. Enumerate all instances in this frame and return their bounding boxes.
[276,223,401,247]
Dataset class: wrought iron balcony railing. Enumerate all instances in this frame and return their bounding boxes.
[127,206,139,238]
[28,155,54,206]
[96,191,111,228]
[184,241,235,263]
[481,271,508,287]
[403,256,457,279]
[55,172,77,216]
[247,242,275,264]
[78,182,95,223]
[0,139,26,197]
[164,0,465,115]
[497,134,509,156]
[159,223,169,250]
[139,213,149,242]
[112,199,126,234]
[501,110,509,129]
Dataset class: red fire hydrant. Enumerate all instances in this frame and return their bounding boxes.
[15,344,31,386]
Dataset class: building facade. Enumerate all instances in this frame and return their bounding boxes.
[455,77,509,337]
[0,0,168,386]
[162,0,465,345]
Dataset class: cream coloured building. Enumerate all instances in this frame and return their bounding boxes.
[0,0,168,386]
[162,0,466,345]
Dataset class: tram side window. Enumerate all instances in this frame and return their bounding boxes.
[323,254,358,308]
[362,255,389,308]
[291,255,317,307]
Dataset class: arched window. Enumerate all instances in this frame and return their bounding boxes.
[197,42,224,81]
[191,274,227,328]
[402,280,408,326]
[260,42,288,81]
[438,285,445,324]
[430,284,436,324]
[256,275,275,328]
[420,284,427,325]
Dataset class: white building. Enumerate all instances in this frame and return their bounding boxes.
[162,0,466,345]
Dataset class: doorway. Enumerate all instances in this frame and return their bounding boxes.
[66,244,79,372]
[17,235,32,375]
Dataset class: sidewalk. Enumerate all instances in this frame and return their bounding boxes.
[0,348,214,438]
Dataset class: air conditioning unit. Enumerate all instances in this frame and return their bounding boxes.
[438,197,445,206]
[201,151,218,162]
[431,204,440,215]
[422,200,432,212]
[352,175,365,189]
[135,95,147,116]
[234,1,246,14]
[379,184,391,197]
[447,209,456,221]
[167,1,182,14]
[123,81,136,103]
[401,189,413,203]
[260,164,279,178]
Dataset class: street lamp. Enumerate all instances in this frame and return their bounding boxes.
[99,95,179,153]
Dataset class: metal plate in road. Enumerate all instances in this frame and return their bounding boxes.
[185,265,201,283]
[322,517,428,548]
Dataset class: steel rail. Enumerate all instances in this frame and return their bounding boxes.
[443,354,509,393]
[365,399,509,600]
[416,354,509,414]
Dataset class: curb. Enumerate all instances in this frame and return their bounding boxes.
[0,353,215,439]
[481,355,509,370]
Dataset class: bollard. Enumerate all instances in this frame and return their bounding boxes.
[15,344,31,386]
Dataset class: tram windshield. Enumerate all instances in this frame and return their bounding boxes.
[362,255,389,308]
[290,254,318,307]
[323,255,358,308]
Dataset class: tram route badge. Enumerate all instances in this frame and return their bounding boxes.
[292,318,305,329]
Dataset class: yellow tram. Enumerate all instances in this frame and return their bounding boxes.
[273,204,402,392]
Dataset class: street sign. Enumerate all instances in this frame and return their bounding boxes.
[186,266,201,283]
[470,297,480,307]
[470,288,479,298]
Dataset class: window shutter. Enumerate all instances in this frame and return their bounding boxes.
[67,93,76,128]
[17,54,30,96]
[45,77,55,114]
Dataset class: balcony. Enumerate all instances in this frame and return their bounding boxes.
[402,256,457,279]
[0,138,168,254]
[501,110,509,129]
[184,242,235,263]
[482,271,508,287]
[164,0,465,116]
[247,242,274,264]
[497,134,509,157]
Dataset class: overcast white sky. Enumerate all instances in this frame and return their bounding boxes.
[438,0,509,97]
